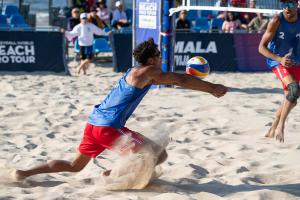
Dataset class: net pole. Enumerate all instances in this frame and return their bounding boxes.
[161,0,175,72]
[132,0,136,66]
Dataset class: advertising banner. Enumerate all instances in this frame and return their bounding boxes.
[134,0,161,47]
[234,34,268,72]
[0,31,67,73]
[111,32,269,73]
[175,32,237,71]
[111,33,132,72]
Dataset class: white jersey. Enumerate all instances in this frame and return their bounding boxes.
[66,22,107,46]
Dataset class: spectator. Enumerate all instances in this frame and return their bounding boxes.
[215,0,229,19]
[222,11,241,33]
[241,0,257,29]
[65,13,109,75]
[97,0,111,27]
[247,13,269,33]
[230,0,246,7]
[176,10,191,30]
[87,0,96,11]
[73,0,88,12]
[88,7,105,28]
[215,0,229,7]
[67,8,80,31]
[112,1,130,30]
[249,0,257,8]
[230,0,253,30]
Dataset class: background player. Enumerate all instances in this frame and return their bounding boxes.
[259,0,300,142]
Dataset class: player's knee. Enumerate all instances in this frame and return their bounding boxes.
[286,82,300,103]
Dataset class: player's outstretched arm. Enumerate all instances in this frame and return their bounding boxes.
[149,68,227,98]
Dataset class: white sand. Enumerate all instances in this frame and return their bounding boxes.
[1,62,300,200]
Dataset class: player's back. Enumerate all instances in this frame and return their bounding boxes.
[87,68,151,128]
[267,10,300,68]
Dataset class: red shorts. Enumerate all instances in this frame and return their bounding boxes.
[79,124,144,158]
[272,65,300,90]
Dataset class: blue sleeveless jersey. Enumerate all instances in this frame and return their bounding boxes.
[87,68,151,128]
[267,10,300,69]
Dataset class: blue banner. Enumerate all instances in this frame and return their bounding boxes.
[135,0,160,47]
[0,31,68,73]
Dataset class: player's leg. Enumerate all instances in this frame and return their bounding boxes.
[265,103,283,138]
[266,66,286,138]
[102,127,168,177]
[77,46,91,74]
[78,46,85,74]
[14,152,91,180]
[275,74,298,143]
[80,46,93,75]
[80,59,90,75]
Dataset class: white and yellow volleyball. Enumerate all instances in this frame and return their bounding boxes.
[186,56,210,78]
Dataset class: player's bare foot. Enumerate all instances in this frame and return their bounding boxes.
[102,170,111,176]
[275,129,284,143]
[11,170,27,181]
[265,127,276,138]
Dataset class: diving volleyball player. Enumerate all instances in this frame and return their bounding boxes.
[14,38,227,180]
[259,0,300,142]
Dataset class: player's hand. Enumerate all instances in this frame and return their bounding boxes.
[211,84,228,98]
[280,52,295,68]
[60,28,65,33]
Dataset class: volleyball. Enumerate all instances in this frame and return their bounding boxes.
[186,56,210,78]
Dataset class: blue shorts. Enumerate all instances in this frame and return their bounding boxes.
[80,46,93,60]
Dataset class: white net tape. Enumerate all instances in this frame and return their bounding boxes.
[170,0,282,16]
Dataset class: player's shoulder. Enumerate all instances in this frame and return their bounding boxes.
[135,65,162,77]
[270,14,281,25]
[266,14,281,31]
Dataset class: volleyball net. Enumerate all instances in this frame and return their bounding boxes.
[171,0,282,15]
[170,0,287,33]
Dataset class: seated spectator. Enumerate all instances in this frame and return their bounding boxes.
[216,0,229,6]
[249,0,257,8]
[176,10,191,30]
[222,11,241,33]
[68,8,80,31]
[240,0,256,29]
[87,0,96,12]
[216,0,229,19]
[230,0,246,7]
[88,7,105,28]
[97,0,111,27]
[112,1,130,30]
[73,0,88,12]
[247,13,269,33]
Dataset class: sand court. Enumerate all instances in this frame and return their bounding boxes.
[1,64,300,199]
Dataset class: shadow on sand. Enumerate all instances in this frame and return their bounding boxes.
[228,87,283,95]
[145,179,300,197]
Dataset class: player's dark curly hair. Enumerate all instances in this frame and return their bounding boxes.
[133,38,160,65]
